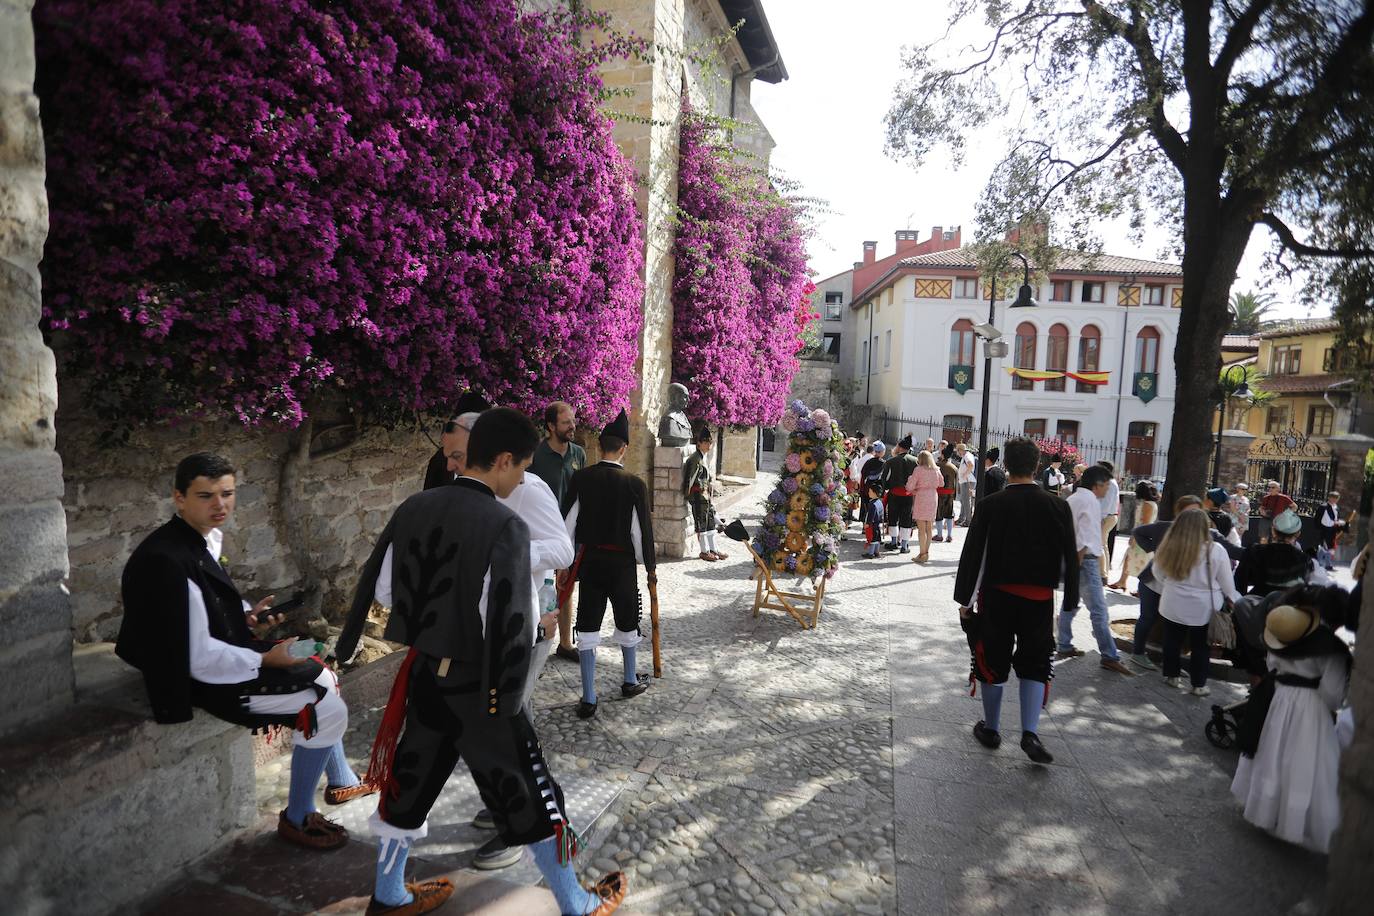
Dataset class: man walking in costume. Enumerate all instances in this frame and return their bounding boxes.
[338,409,625,915]
[117,453,372,852]
[953,437,1079,764]
[436,410,577,871]
[562,409,656,719]
[683,425,726,561]
[879,435,918,553]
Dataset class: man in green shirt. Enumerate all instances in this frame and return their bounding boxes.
[530,401,586,660]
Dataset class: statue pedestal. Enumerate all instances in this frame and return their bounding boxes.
[652,444,695,559]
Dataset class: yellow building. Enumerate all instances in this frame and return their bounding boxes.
[1224,318,1367,444]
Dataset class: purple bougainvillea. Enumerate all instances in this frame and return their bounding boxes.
[36,0,643,427]
[671,107,811,427]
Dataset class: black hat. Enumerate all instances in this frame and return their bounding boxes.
[603,408,630,444]
[453,391,491,415]
[723,519,750,542]
[986,446,1000,461]
[898,435,913,450]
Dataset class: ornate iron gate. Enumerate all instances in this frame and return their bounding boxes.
[1244,431,1336,516]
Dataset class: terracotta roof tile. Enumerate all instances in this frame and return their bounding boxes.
[1256,373,1354,394]
[1256,317,1341,338]
[895,246,1183,277]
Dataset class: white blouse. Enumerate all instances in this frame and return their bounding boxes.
[1156,541,1240,627]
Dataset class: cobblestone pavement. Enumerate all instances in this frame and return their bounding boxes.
[239,472,1329,915]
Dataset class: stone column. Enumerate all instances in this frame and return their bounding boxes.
[584,0,685,483]
[1215,429,1255,489]
[1329,511,1374,913]
[0,0,71,735]
[1325,432,1372,554]
[651,443,693,559]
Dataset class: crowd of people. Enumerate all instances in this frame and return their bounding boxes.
[116,399,661,915]
[112,404,1358,912]
[843,429,1357,854]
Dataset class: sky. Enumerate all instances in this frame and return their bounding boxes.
[747,0,1319,320]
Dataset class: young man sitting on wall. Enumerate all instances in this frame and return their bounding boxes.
[116,452,374,850]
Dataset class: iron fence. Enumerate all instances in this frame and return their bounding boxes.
[874,411,1171,489]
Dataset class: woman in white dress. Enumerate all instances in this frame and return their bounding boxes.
[1231,600,1351,853]
[1153,508,1240,696]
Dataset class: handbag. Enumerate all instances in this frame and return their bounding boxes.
[1205,546,1237,649]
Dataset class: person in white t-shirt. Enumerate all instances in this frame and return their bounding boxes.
[956,443,977,525]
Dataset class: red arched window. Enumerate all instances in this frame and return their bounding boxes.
[1013,321,1037,390]
[1045,323,1069,391]
[1077,324,1101,394]
[1135,326,1161,374]
[948,319,976,391]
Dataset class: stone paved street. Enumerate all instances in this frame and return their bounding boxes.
[159,472,1330,914]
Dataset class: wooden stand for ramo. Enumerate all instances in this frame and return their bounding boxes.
[744,543,824,629]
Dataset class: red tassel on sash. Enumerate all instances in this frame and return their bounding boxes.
[366,647,419,806]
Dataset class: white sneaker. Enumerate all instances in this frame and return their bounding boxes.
[1164,676,1182,688]
[1190,685,1211,697]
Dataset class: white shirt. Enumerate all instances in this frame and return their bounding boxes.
[850,452,870,484]
[562,458,646,564]
[499,471,574,633]
[187,526,262,684]
[1067,487,1105,557]
[957,452,975,484]
[1321,503,1341,528]
[1155,541,1240,626]
[1099,478,1120,516]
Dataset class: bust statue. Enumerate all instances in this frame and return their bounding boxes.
[657,382,692,446]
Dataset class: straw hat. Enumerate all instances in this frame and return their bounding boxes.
[1264,604,1321,650]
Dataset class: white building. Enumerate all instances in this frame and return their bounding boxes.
[847,247,1184,478]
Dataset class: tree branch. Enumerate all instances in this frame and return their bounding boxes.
[1013,129,1138,209]
[1259,212,1374,260]
[1253,1,1374,188]
[1082,1,1188,170]
[1214,0,1274,87]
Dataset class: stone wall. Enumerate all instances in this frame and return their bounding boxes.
[652,443,694,557]
[720,426,758,478]
[0,0,72,736]
[58,396,433,642]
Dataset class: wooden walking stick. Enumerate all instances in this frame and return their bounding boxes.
[648,572,662,678]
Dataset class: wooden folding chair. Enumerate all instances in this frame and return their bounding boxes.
[743,541,825,629]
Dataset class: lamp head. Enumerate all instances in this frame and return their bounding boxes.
[1234,380,1251,399]
[972,322,1002,340]
[1010,283,1038,308]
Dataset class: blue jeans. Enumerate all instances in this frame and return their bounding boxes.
[1133,584,1160,655]
[1057,555,1120,660]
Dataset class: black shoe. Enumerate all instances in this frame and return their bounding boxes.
[555,644,580,662]
[621,673,650,698]
[884,542,900,551]
[972,720,1001,749]
[576,700,598,719]
[1020,732,1054,764]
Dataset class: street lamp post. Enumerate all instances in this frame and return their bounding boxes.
[975,250,1039,502]
[1212,364,1251,487]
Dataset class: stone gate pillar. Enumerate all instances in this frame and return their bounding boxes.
[1326,432,1373,556]
[652,443,693,559]
[0,0,72,735]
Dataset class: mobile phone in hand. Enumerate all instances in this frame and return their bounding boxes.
[266,593,305,620]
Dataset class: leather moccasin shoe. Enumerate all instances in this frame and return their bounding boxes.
[972,720,1001,749]
[277,810,348,850]
[555,644,580,663]
[365,878,455,915]
[621,674,650,698]
[324,782,377,805]
[583,871,628,915]
[576,700,598,719]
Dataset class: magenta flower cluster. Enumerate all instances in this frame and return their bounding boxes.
[36,0,644,427]
[672,109,811,427]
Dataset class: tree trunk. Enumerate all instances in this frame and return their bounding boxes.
[1160,221,1253,519]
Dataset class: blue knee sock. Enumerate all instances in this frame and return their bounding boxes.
[980,682,1005,732]
[375,837,414,907]
[579,649,597,704]
[286,744,331,826]
[325,740,359,788]
[621,645,637,685]
[1020,679,1045,734]
[531,835,598,915]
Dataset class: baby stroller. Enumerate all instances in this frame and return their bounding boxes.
[1204,593,1274,749]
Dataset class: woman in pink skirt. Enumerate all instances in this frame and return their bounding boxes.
[906,450,944,563]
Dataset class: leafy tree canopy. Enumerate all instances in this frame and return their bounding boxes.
[885,0,1374,512]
